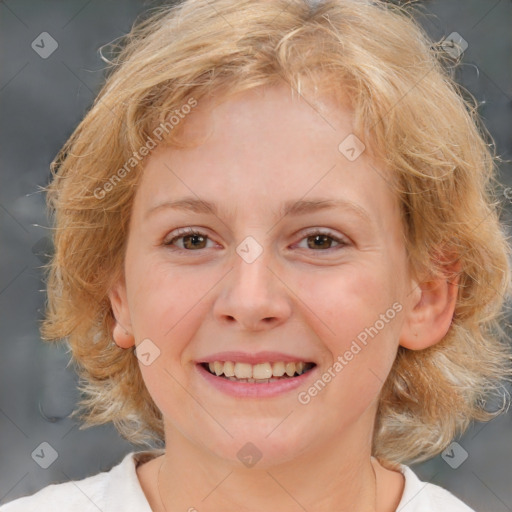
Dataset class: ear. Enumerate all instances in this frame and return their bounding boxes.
[399,263,460,350]
[108,276,135,349]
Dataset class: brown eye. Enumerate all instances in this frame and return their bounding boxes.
[306,233,338,250]
[164,229,212,250]
[180,233,208,250]
[297,229,348,252]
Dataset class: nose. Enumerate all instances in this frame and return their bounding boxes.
[212,244,293,332]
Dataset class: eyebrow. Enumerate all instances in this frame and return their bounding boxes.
[145,196,372,225]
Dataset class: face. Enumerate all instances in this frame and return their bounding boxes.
[111,84,418,467]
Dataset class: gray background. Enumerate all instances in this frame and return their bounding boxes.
[1,1,511,510]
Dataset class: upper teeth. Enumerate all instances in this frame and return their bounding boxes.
[207,361,310,379]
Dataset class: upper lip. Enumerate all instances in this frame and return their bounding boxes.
[197,351,316,365]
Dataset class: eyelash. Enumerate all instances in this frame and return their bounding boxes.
[163,227,349,253]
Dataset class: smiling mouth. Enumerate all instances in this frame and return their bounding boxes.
[200,361,316,383]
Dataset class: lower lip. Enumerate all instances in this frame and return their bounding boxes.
[196,363,316,398]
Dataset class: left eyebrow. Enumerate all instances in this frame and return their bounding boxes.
[280,198,372,225]
[145,196,373,226]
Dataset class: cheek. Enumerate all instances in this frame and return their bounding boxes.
[295,263,401,407]
[126,256,220,364]
[297,262,401,348]
[126,260,213,417]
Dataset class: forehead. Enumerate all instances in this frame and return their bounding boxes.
[133,84,400,233]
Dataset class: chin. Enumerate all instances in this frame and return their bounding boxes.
[203,425,313,470]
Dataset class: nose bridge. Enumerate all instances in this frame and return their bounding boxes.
[213,235,291,330]
[234,239,275,296]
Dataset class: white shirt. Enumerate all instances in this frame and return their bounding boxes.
[0,450,476,511]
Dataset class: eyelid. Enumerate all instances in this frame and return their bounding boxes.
[299,227,350,245]
[163,226,350,252]
[291,227,350,252]
[163,227,215,247]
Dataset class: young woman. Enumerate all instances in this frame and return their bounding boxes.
[3,1,510,510]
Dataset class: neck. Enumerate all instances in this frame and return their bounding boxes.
[154,414,382,512]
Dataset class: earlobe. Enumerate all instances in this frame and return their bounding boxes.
[399,267,460,351]
[108,279,135,349]
[111,322,135,349]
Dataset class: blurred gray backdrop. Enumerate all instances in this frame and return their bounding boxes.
[1,0,511,510]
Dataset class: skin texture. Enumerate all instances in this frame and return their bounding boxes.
[109,83,459,511]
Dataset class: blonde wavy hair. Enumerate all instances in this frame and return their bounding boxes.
[41,0,512,466]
